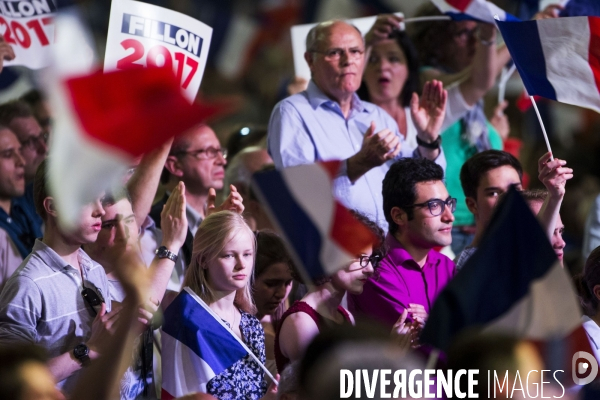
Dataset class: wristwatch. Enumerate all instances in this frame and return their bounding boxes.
[73,343,90,366]
[156,246,178,262]
[416,135,442,149]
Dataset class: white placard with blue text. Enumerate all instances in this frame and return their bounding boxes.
[104,0,212,102]
[0,0,55,69]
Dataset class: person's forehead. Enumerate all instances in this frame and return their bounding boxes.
[9,116,42,139]
[414,180,447,200]
[189,126,219,147]
[0,128,19,150]
[320,22,363,48]
[372,39,404,55]
[102,198,133,220]
[259,262,293,280]
[479,165,521,189]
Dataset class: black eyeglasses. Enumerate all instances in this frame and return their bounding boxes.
[357,254,381,268]
[81,285,105,316]
[406,197,457,217]
[175,147,227,160]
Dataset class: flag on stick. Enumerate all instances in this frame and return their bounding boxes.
[161,287,274,399]
[497,16,600,114]
[420,187,592,383]
[251,161,377,281]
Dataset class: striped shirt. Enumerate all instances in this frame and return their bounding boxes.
[0,239,112,393]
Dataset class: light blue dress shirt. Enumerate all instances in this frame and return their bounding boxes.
[268,80,446,232]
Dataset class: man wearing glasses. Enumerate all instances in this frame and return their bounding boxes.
[151,124,243,289]
[268,20,446,232]
[348,158,456,334]
[0,100,47,254]
[0,159,117,395]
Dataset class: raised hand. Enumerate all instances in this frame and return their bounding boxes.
[207,184,245,216]
[0,35,15,74]
[365,14,404,47]
[160,181,188,253]
[538,152,573,199]
[410,80,447,143]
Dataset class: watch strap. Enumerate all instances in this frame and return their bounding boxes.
[416,135,442,149]
[156,246,178,262]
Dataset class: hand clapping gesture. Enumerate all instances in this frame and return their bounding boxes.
[411,80,448,144]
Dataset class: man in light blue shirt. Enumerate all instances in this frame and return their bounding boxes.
[268,20,445,230]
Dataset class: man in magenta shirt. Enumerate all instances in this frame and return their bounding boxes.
[348,157,456,329]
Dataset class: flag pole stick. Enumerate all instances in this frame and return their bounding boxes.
[529,95,554,161]
[498,64,516,105]
[403,16,452,24]
[425,349,440,370]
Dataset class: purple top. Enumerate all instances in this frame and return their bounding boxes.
[348,234,456,329]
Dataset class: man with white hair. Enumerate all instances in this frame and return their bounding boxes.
[268,20,446,231]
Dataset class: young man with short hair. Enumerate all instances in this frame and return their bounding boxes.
[348,157,456,329]
[0,159,116,394]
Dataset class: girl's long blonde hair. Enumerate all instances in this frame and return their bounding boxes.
[183,211,257,314]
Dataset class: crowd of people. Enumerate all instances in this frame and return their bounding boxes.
[1,2,600,400]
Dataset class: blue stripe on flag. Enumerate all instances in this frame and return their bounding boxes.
[252,168,326,279]
[162,290,247,374]
[496,20,557,100]
[420,187,558,351]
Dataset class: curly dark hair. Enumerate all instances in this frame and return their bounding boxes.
[382,158,444,235]
[357,30,421,108]
[575,246,600,316]
[460,150,523,200]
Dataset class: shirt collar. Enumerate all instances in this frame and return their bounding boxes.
[384,233,441,270]
[305,80,370,115]
[186,203,203,236]
[32,239,96,273]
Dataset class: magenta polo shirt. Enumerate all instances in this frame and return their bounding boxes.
[348,233,456,329]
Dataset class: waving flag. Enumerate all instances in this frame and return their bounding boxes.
[431,0,519,23]
[420,187,591,382]
[251,161,377,281]
[497,17,600,114]
[161,288,271,399]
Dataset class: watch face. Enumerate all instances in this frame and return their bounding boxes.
[74,344,89,358]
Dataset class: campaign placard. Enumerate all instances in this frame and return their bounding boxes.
[0,0,55,69]
[104,0,212,102]
[290,13,403,82]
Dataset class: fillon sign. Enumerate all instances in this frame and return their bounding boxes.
[121,14,202,58]
[0,0,53,18]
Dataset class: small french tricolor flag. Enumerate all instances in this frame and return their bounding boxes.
[421,187,592,382]
[497,17,600,114]
[251,161,377,281]
[432,0,519,24]
[161,288,271,399]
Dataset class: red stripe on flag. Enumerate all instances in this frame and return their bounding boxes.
[161,388,175,400]
[65,66,223,158]
[330,202,377,256]
[446,0,472,12]
[588,17,600,97]
[319,160,342,181]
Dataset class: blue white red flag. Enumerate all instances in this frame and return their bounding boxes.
[431,0,520,24]
[161,288,272,399]
[251,161,377,281]
[420,187,592,383]
[497,17,600,114]
[421,187,583,346]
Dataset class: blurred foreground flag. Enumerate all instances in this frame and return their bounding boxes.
[497,17,600,113]
[251,161,377,281]
[162,288,256,399]
[421,188,591,368]
[431,0,519,24]
[46,9,217,229]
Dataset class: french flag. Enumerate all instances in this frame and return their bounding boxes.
[421,187,593,384]
[251,161,377,280]
[432,0,520,24]
[497,17,600,114]
[45,9,216,229]
[161,288,261,399]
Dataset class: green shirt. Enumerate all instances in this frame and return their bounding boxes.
[442,121,503,226]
